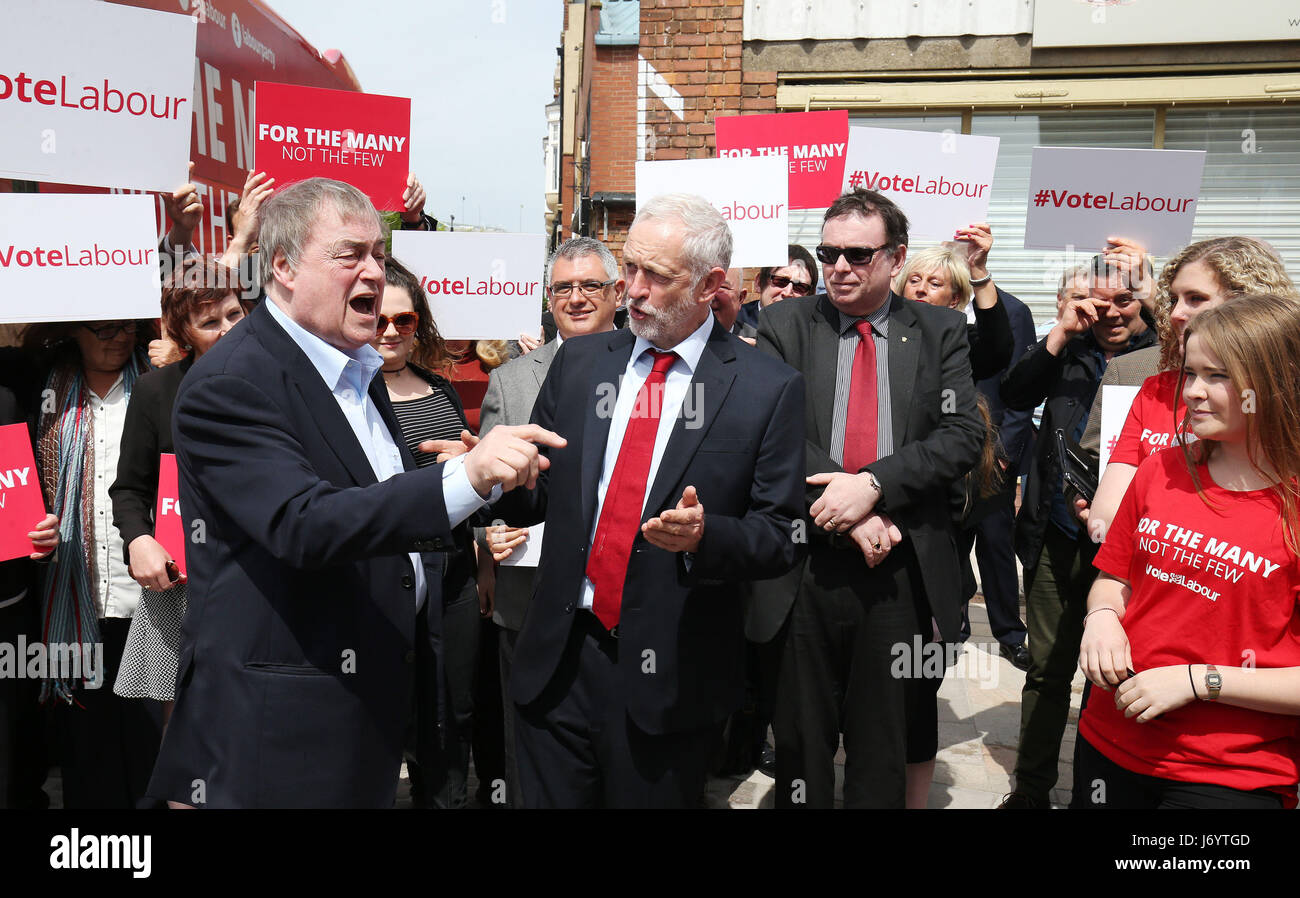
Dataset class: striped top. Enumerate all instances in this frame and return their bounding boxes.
[391,389,465,468]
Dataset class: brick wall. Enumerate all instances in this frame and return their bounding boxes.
[589,45,638,193]
[640,0,775,161]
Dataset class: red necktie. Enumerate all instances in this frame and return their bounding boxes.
[586,350,678,631]
[841,320,878,473]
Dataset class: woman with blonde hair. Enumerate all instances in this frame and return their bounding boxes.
[1076,294,1300,808]
[1083,237,1298,541]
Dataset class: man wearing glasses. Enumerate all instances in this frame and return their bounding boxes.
[475,236,621,805]
[756,187,983,808]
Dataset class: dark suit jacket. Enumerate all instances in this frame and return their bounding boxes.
[978,288,1036,476]
[753,292,984,642]
[477,339,559,631]
[148,301,456,808]
[497,323,806,735]
[109,357,191,562]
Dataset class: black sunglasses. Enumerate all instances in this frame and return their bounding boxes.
[815,244,892,266]
[81,322,139,340]
[768,273,813,296]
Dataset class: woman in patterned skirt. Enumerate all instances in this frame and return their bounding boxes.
[110,258,248,715]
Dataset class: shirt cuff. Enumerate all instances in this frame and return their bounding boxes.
[441,455,501,527]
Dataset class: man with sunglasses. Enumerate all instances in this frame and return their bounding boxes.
[756,187,984,808]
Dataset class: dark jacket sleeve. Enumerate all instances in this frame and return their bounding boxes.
[173,372,455,571]
[967,296,1013,382]
[866,315,985,515]
[990,291,1037,469]
[110,371,164,563]
[1000,336,1070,412]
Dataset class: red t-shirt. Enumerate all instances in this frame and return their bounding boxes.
[1109,370,1197,467]
[1082,449,1300,804]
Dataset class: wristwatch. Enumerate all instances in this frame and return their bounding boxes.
[1204,663,1222,701]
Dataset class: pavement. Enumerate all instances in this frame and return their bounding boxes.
[706,595,1088,809]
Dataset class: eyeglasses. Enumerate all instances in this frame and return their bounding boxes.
[815,244,892,267]
[769,274,813,296]
[375,312,419,335]
[550,279,614,298]
[81,322,138,340]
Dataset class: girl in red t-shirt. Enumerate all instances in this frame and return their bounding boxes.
[1077,294,1300,808]
[1087,237,1298,542]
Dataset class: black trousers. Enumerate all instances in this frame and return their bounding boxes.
[471,616,505,804]
[773,542,929,808]
[0,595,48,808]
[497,625,522,808]
[514,612,715,809]
[1071,736,1283,809]
[51,616,164,809]
[972,488,1027,647]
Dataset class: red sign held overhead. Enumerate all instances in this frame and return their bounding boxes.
[0,424,48,563]
[254,81,411,211]
[154,452,186,579]
[715,110,849,210]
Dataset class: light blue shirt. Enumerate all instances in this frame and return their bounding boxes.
[579,313,713,610]
[266,299,488,609]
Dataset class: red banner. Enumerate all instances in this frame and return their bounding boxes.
[715,110,849,210]
[0,424,47,563]
[254,81,410,211]
[154,452,186,578]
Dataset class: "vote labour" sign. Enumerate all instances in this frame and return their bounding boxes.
[715,111,849,210]
[0,0,196,193]
[254,81,411,211]
[841,127,1000,241]
[0,193,161,324]
[0,424,47,564]
[1024,146,1207,255]
[392,231,547,340]
[635,156,789,268]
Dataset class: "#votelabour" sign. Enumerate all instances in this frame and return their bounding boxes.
[254,81,411,211]
[842,127,1000,241]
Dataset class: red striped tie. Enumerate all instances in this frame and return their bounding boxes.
[841,320,878,473]
[586,350,678,631]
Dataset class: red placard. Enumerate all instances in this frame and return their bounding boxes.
[154,452,186,578]
[715,110,849,210]
[0,424,48,563]
[254,81,411,211]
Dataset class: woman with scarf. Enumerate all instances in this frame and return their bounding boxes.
[16,318,162,808]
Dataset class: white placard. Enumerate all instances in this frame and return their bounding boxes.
[1099,385,1141,472]
[391,232,547,341]
[0,193,162,323]
[635,157,788,269]
[0,0,196,192]
[499,522,545,568]
[1024,147,1206,256]
[840,127,999,241]
[1033,0,1300,47]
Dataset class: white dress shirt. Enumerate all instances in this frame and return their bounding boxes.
[578,313,713,610]
[90,372,139,618]
[267,300,488,608]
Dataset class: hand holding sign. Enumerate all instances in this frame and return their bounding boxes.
[401,173,427,225]
[162,162,203,250]
[26,513,58,560]
[127,534,184,591]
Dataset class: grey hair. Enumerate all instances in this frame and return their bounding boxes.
[631,193,733,286]
[545,236,618,285]
[1057,263,1092,297]
[258,177,384,286]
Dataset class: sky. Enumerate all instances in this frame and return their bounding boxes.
[270,0,564,232]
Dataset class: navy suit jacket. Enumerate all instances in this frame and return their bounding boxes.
[978,287,1036,476]
[148,301,456,808]
[497,322,806,735]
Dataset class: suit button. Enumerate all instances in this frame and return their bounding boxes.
[404,650,415,663]
[563,602,575,614]
[401,575,414,589]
